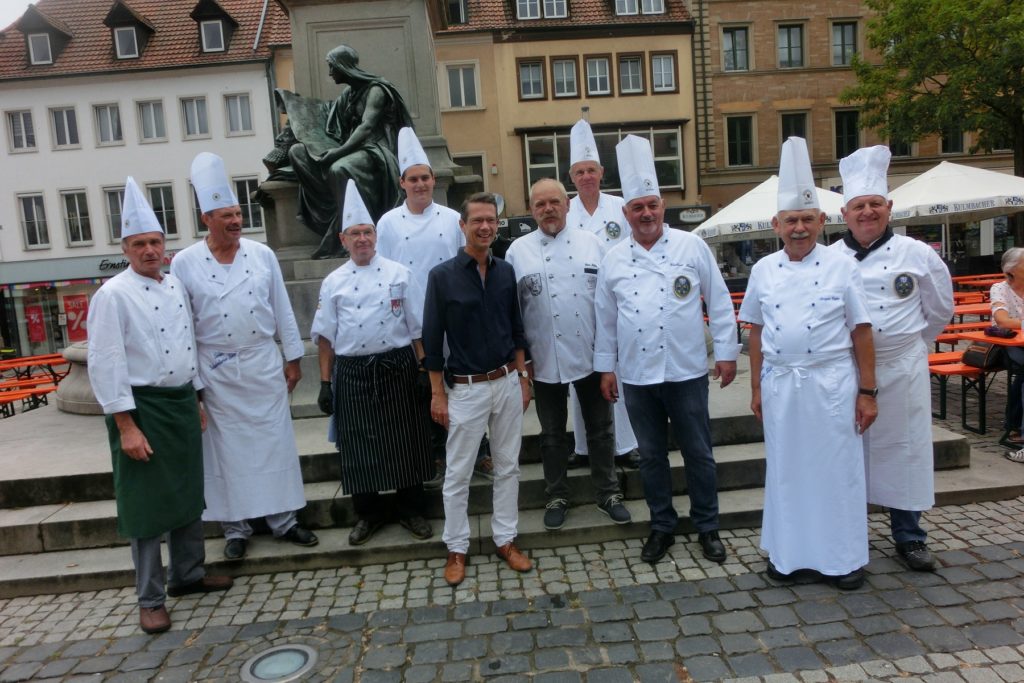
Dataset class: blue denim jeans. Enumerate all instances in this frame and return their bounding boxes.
[623,375,719,534]
[890,508,926,544]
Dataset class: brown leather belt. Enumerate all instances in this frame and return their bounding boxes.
[451,361,517,384]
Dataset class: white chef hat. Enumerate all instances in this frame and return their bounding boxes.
[341,179,374,231]
[120,176,163,238]
[570,119,600,167]
[398,127,431,175]
[777,136,820,212]
[839,144,891,204]
[190,152,238,214]
[616,134,660,204]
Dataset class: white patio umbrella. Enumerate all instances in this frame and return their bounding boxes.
[693,175,847,244]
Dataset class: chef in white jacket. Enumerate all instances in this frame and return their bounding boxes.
[739,137,877,590]
[171,152,316,561]
[831,145,953,572]
[565,119,639,469]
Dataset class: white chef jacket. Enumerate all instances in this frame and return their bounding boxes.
[87,269,201,414]
[376,202,464,297]
[594,227,739,385]
[567,193,630,253]
[311,254,423,356]
[505,227,603,384]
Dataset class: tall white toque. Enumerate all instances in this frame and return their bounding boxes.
[570,119,600,167]
[341,179,374,231]
[398,127,431,175]
[616,134,660,204]
[777,136,820,212]
[120,176,163,238]
[190,152,238,214]
[839,145,891,204]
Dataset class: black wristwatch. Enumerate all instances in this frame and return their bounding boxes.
[858,387,878,398]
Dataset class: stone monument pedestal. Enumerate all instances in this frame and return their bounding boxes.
[55,342,102,415]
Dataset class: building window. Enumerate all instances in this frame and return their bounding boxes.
[137,100,166,141]
[105,188,124,241]
[780,112,807,142]
[234,178,263,231]
[651,53,677,93]
[94,104,123,145]
[517,0,540,19]
[544,0,567,17]
[942,126,964,154]
[585,57,612,96]
[722,27,749,72]
[453,154,485,188]
[201,20,225,52]
[28,34,52,65]
[832,21,857,66]
[181,97,209,138]
[50,107,79,148]
[19,194,49,248]
[641,0,665,13]
[447,0,467,23]
[615,0,638,15]
[61,191,92,245]
[834,110,860,159]
[518,60,545,100]
[191,185,205,235]
[445,64,479,108]
[777,24,804,68]
[224,94,253,134]
[618,55,644,95]
[889,138,912,157]
[6,110,35,151]
[114,26,139,59]
[148,184,178,236]
[726,116,754,166]
[552,58,578,98]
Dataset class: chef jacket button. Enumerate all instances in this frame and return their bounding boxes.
[642,347,646,351]
[252,330,256,334]
[546,257,550,261]
[188,346,192,350]
[224,314,228,317]
[776,326,780,330]
[815,262,819,266]
[145,286,149,291]
[806,325,811,330]
[634,292,638,296]
[659,326,663,330]
[811,303,815,307]
[228,333,232,337]
[165,350,169,354]
[170,371,174,375]
[879,305,884,309]
[659,345,663,349]
[161,328,165,332]
[775,304,780,308]
[814,281,818,285]
[659,307,663,311]
[807,349,812,353]
[881,286,885,290]
[154,306,159,310]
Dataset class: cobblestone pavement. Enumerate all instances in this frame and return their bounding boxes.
[0,494,1022,682]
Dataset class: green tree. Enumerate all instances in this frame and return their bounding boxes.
[841,0,1024,176]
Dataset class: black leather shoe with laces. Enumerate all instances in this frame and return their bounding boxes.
[698,530,727,563]
[896,540,935,571]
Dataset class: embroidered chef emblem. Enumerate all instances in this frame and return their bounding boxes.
[212,191,222,201]
[606,221,621,239]
[673,275,691,299]
[644,178,654,190]
[802,189,814,204]
[524,273,543,296]
[389,283,403,317]
[894,273,915,298]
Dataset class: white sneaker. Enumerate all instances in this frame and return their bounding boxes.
[1006,448,1024,463]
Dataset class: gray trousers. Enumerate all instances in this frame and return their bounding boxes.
[130,518,206,608]
[222,510,297,540]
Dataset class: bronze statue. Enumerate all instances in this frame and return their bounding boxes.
[278,45,413,258]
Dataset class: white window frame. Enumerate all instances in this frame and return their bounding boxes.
[28,33,52,65]
[831,21,858,67]
[60,190,93,246]
[233,177,264,232]
[543,0,567,18]
[442,62,481,110]
[517,0,540,19]
[722,26,750,72]
[725,115,755,167]
[651,53,676,93]
[641,0,664,14]
[114,26,139,59]
[180,96,209,139]
[615,0,638,15]
[618,56,644,95]
[200,20,225,52]
[147,183,178,237]
[6,110,36,152]
[447,0,468,23]
[136,100,166,142]
[49,106,79,149]
[518,60,545,100]
[224,93,253,135]
[93,103,123,146]
[585,57,612,96]
[191,184,206,236]
[18,193,50,249]
[104,187,124,242]
[552,59,578,98]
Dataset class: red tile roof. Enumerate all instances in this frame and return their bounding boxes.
[438,0,692,33]
[0,0,291,82]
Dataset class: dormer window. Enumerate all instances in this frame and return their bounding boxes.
[28,33,52,64]
[201,20,225,52]
[114,26,138,59]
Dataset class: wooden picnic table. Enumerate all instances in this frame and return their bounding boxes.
[0,354,69,382]
[952,302,992,321]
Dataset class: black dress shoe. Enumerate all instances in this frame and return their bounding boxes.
[698,530,727,563]
[348,518,384,546]
[567,452,589,469]
[833,567,865,591]
[619,449,641,469]
[223,538,247,560]
[282,525,319,547]
[895,541,935,571]
[764,560,793,583]
[640,530,675,563]
[400,515,433,540]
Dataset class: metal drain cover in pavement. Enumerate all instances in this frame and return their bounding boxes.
[240,644,319,682]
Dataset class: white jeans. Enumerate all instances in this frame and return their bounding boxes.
[442,372,523,554]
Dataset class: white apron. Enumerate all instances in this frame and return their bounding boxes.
[864,337,934,510]
[199,339,306,521]
[760,351,868,576]
[570,378,638,455]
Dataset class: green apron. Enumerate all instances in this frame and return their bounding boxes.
[106,383,204,539]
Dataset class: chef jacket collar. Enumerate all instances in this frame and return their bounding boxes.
[841,225,894,261]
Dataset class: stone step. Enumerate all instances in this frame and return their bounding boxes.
[0,427,970,557]
[1,451,1020,599]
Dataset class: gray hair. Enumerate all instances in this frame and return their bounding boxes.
[1002,247,1024,273]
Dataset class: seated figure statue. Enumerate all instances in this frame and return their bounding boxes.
[282,44,413,258]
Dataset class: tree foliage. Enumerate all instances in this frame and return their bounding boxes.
[840,0,1024,175]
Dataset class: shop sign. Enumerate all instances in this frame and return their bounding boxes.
[25,305,46,343]
[64,294,89,343]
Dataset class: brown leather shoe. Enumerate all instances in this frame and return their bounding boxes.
[139,605,171,634]
[444,552,466,586]
[167,574,233,598]
[496,541,532,572]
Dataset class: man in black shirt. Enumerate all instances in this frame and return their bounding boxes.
[423,192,533,587]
